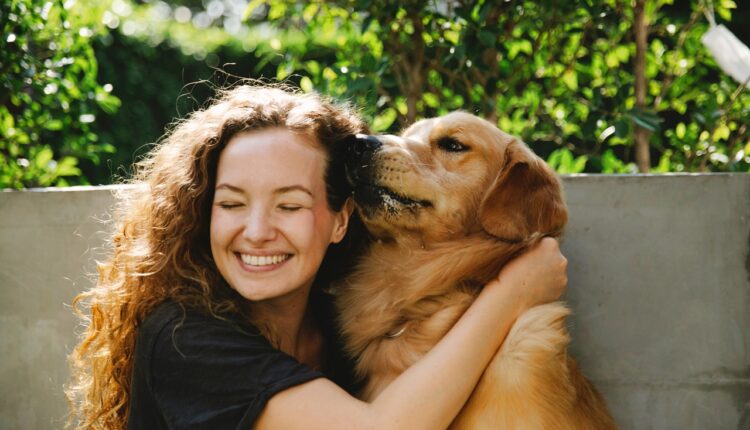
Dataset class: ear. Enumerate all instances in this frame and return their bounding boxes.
[479,140,568,241]
[330,198,354,244]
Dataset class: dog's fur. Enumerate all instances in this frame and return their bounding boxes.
[336,112,617,429]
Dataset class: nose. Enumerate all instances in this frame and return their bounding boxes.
[347,133,382,157]
[242,207,277,243]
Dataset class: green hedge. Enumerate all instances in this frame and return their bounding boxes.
[1,0,748,188]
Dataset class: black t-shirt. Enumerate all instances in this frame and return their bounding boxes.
[127,295,358,430]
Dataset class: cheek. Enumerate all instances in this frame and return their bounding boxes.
[309,205,339,245]
[208,209,222,255]
[209,206,221,231]
[209,208,233,248]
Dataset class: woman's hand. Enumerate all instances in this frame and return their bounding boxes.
[488,237,568,314]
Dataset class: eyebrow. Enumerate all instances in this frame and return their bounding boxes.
[215,183,313,197]
[215,183,244,193]
[274,185,313,197]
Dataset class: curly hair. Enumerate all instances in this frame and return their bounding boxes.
[66,83,369,429]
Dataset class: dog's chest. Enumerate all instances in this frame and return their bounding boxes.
[354,289,477,376]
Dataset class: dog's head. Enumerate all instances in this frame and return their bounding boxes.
[345,112,567,245]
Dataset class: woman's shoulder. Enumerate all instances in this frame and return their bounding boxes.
[138,301,183,334]
[135,301,270,375]
[138,300,261,351]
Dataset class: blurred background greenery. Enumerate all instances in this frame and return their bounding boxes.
[1,0,748,188]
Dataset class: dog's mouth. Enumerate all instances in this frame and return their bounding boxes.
[353,184,432,211]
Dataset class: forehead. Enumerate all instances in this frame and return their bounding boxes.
[402,113,507,145]
[217,128,327,186]
[402,117,437,140]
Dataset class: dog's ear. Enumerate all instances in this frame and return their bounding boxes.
[479,140,568,241]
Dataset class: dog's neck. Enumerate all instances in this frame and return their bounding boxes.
[342,232,530,308]
[393,237,509,280]
[334,232,534,358]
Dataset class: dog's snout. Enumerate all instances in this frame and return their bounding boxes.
[347,134,382,156]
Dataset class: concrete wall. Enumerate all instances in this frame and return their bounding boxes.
[1,175,748,430]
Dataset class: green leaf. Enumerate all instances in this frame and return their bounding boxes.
[299,76,314,93]
[653,151,673,173]
[605,51,620,68]
[717,6,732,21]
[507,39,532,59]
[423,93,439,108]
[601,150,626,173]
[547,148,587,174]
[372,107,397,132]
[675,122,686,139]
[0,106,14,131]
[45,119,64,131]
[712,123,730,141]
[628,109,663,132]
[562,69,578,90]
[95,92,121,115]
[444,30,460,45]
[615,45,630,62]
[55,156,81,177]
[243,0,266,20]
[34,147,54,170]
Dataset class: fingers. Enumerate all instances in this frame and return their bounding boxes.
[493,237,568,308]
[540,238,568,298]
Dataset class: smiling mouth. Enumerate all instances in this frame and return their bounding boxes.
[238,253,292,267]
[354,184,432,209]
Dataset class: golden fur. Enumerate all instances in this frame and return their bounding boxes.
[337,112,617,429]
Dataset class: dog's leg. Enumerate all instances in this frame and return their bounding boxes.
[450,302,616,430]
[450,302,572,430]
[564,358,619,429]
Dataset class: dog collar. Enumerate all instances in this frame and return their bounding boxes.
[384,325,407,339]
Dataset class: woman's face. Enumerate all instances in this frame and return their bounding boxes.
[210,128,350,304]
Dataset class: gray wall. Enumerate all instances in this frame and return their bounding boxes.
[1,175,748,430]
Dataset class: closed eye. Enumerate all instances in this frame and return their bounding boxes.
[217,202,243,209]
[436,136,469,152]
[279,205,304,212]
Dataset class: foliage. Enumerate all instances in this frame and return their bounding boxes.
[245,0,749,173]
[0,0,120,188]
[82,0,308,183]
[2,0,748,188]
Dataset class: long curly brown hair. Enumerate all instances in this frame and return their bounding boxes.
[66,83,369,429]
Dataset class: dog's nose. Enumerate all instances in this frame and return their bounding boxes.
[347,134,382,156]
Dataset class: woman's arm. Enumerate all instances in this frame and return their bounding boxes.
[255,237,567,430]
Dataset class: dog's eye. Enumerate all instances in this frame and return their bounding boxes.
[436,137,469,152]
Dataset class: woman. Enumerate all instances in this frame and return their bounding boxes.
[67,84,567,429]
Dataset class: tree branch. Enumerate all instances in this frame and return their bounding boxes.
[634,0,652,172]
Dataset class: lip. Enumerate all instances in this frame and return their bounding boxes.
[236,250,292,256]
[354,184,432,208]
[234,252,293,273]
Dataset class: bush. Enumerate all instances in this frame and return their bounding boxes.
[248,0,749,173]
[2,0,747,187]
[0,0,120,188]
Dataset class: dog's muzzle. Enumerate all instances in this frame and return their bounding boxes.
[343,134,431,215]
[344,134,382,184]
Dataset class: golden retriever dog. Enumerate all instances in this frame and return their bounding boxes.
[336,112,617,429]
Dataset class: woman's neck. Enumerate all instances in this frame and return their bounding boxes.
[247,285,322,367]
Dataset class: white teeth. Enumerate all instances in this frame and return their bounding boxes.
[240,254,289,266]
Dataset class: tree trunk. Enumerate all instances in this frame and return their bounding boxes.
[634,0,651,173]
[405,9,424,125]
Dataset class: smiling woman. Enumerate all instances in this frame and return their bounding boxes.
[66,84,369,429]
